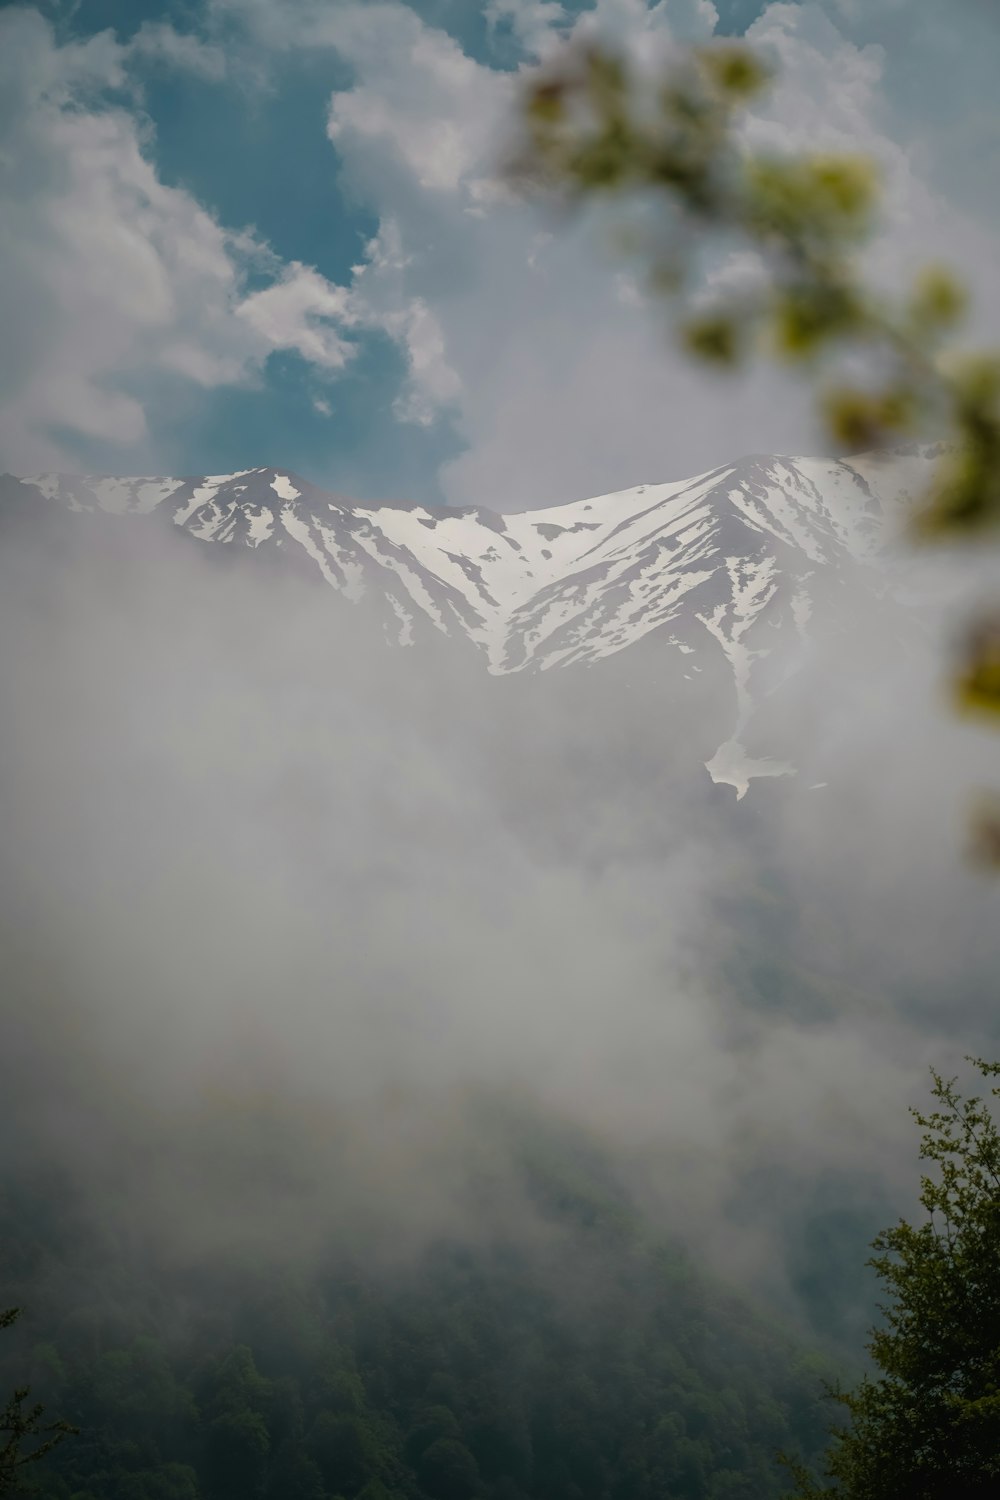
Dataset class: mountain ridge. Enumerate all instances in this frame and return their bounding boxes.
[2,447,934,797]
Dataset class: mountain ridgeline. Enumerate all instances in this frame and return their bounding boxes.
[1,447,931,799]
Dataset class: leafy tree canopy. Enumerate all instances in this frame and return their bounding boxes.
[783,1058,1000,1498]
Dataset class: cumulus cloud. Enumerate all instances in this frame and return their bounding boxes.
[0,8,376,472]
[190,0,988,508]
[485,0,569,59]
[237,263,358,371]
[320,0,1000,505]
[571,0,717,48]
[208,0,791,505]
[351,219,464,425]
[127,20,228,80]
[326,5,507,197]
[8,0,1000,498]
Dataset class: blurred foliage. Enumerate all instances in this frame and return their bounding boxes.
[511,40,999,537]
[782,1058,1000,1498]
[512,37,1000,853]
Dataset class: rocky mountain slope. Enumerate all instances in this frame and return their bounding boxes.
[2,448,932,796]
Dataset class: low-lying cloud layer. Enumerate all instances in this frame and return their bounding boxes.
[1,495,997,1345]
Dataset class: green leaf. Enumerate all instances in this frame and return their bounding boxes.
[696,44,772,103]
[771,285,864,358]
[681,312,741,365]
[909,265,968,334]
[955,613,1000,719]
[821,386,912,448]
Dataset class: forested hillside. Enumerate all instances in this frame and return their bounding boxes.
[1,1140,835,1500]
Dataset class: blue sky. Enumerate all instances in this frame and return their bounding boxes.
[2,0,999,507]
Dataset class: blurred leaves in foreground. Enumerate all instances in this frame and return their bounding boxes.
[511,40,1000,536]
[512,38,1000,851]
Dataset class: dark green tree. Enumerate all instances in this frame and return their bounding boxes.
[202,1408,269,1500]
[114,1463,200,1500]
[416,1436,481,1500]
[784,1057,1000,1498]
[1,1309,76,1496]
[307,1410,381,1494]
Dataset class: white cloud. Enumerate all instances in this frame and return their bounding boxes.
[128,21,228,81]
[287,0,1000,506]
[237,264,357,371]
[224,0,814,505]
[484,0,569,60]
[572,0,717,49]
[389,298,464,425]
[351,219,463,426]
[325,4,508,201]
[3,6,129,94]
[8,0,1000,503]
[0,8,370,472]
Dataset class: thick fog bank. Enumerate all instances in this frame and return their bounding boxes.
[1,506,997,1345]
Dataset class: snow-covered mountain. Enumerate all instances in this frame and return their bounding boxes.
[2,449,933,796]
